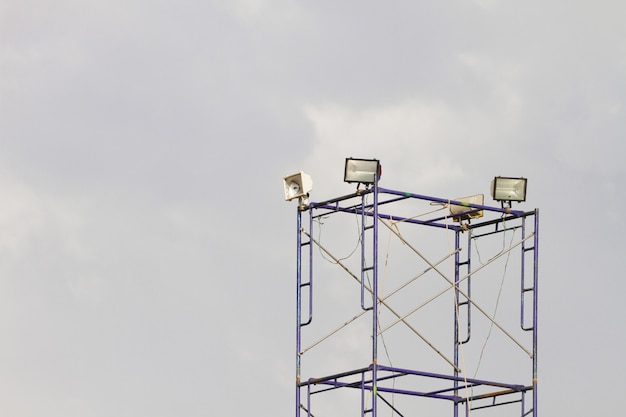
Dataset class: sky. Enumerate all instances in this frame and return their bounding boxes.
[1,0,625,416]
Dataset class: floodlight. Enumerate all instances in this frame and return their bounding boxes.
[344,158,380,184]
[490,176,527,202]
[450,194,484,222]
[283,171,313,201]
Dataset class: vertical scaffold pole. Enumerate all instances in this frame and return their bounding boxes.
[295,205,302,417]
[453,229,461,417]
[372,175,380,417]
[533,210,539,417]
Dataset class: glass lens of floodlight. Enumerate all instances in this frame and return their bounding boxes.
[344,159,379,183]
[493,177,527,201]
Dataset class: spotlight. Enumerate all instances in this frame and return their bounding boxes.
[344,158,381,184]
[283,171,313,202]
[450,194,484,222]
[490,176,527,204]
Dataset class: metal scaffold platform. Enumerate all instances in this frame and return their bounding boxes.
[286,161,539,417]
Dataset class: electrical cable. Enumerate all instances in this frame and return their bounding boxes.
[444,201,473,415]
[375,224,534,358]
[378,222,396,417]
[472,217,517,379]
[474,216,509,265]
[300,231,461,369]
[314,210,361,264]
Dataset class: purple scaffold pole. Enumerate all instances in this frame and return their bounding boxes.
[295,205,302,417]
[533,210,539,417]
[454,230,460,417]
[371,177,380,417]
[292,181,538,417]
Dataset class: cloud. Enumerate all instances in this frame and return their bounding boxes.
[304,101,466,194]
[1,1,625,415]
[0,176,91,262]
[302,62,530,197]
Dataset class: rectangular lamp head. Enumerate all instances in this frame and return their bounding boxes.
[344,158,380,184]
[491,176,527,202]
[283,171,313,201]
[450,194,484,221]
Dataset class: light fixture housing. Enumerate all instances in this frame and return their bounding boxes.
[450,194,484,222]
[344,158,380,184]
[283,171,313,201]
[490,176,527,202]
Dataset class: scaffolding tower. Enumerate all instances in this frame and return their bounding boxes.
[292,173,539,417]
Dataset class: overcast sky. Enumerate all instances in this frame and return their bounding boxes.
[1,1,624,416]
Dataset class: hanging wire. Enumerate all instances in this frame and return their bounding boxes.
[379,219,396,417]
[474,216,510,265]
[299,230,463,367]
[472,217,517,379]
[314,210,361,264]
[390,203,449,230]
[375,224,534,358]
[443,200,473,415]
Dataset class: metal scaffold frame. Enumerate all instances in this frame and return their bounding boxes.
[293,178,539,417]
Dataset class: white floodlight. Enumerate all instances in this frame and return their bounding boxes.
[283,171,313,202]
[344,158,380,184]
[450,194,484,222]
[490,176,527,203]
